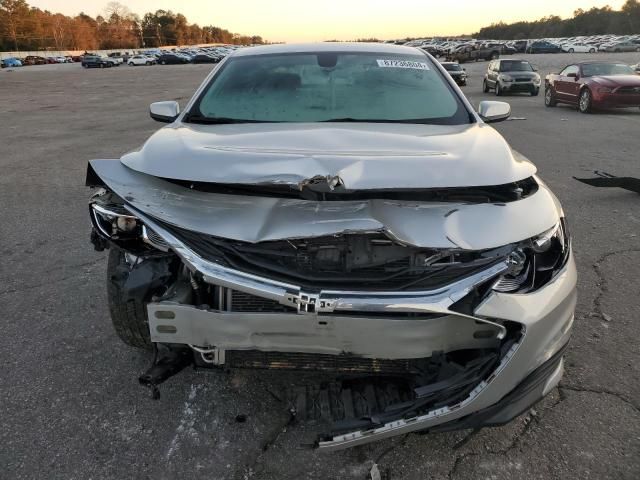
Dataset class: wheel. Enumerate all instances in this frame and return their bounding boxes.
[99,63,104,68]
[106,246,153,349]
[161,60,166,65]
[545,87,557,107]
[531,88,539,97]
[128,62,134,66]
[636,47,640,52]
[146,61,150,65]
[491,52,499,60]
[569,48,574,53]
[483,79,489,93]
[495,83,502,96]
[589,48,596,53]
[579,89,592,113]
[82,64,88,68]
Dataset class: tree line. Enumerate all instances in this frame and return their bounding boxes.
[475,0,640,39]
[0,0,265,51]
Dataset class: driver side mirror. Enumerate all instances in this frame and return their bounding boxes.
[567,72,579,80]
[150,101,180,123]
[478,101,511,123]
[532,66,539,72]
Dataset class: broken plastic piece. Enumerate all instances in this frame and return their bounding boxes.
[574,171,640,194]
[138,345,193,399]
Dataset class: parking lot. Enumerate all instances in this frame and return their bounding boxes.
[1,52,639,479]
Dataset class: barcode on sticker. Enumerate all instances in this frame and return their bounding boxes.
[376,59,430,70]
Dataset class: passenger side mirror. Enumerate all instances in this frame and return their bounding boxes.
[478,101,511,123]
[150,101,180,123]
[532,66,539,72]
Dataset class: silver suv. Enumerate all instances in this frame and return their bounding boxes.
[483,58,541,96]
[87,43,575,451]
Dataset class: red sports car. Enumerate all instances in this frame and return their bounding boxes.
[545,61,640,113]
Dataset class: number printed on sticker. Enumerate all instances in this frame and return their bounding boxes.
[376,59,430,70]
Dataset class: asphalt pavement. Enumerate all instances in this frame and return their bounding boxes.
[1,53,639,479]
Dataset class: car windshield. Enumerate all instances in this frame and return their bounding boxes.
[582,63,634,77]
[500,60,533,72]
[190,52,470,124]
[443,63,463,71]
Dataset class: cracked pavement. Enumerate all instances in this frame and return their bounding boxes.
[1,54,639,479]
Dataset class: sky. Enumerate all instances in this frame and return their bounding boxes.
[28,0,628,42]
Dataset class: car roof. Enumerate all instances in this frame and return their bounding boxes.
[233,42,423,57]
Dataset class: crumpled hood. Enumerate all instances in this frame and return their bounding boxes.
[121,123,536,190]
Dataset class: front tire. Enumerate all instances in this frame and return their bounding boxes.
[579,89,593,113]
[569,48,574,53]
[107,247,152,349]
[531,88,539,97]
[483,79,489,93]
[589,48,596,53]
[545,87,557,107]
[495,83,502,96]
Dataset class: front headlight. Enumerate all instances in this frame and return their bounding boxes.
[89,190,169,252]
[500,74,513,82]
[597,87,613,93]
[493,219,570,293]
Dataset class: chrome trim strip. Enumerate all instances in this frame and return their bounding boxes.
[126,205,508,334]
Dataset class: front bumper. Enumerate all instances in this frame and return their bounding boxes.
[592,91,640,108]
[136,199,577,449]
[500,80,540,92]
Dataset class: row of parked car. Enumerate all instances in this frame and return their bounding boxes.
[1,45,242,69]
[467,58,640,114]
[439,56,639,95]
[80,45,242,68]
[405,34,640,59]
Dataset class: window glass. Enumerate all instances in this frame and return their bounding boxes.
[560,65,579,76]
[193,52,470,124]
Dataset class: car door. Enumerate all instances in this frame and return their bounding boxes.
[485,61,494,86]
[554,65,580,102]
[488,61,498,87]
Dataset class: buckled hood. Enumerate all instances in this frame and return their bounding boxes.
[121,122,536,190]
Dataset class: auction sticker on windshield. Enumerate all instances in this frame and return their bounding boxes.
[376,59,430,70]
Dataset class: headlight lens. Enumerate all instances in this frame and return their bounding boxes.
[493,219,570,293]
[500,74,513,82]
[90,202,141,239]
[597,87,613,93]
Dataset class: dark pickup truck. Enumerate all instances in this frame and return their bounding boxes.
[447,45,501,63]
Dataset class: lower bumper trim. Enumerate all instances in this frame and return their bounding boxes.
[417,341,567,433]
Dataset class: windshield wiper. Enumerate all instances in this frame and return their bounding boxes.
[185,114,266,125]
[321,117,420,123]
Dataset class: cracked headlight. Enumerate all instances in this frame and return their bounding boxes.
[493,219,570,293]
[90,202,141,239]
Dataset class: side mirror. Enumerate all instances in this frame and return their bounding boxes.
[150,101,180,123]
[478,101,511,123]
[567,72,579,80]
[532,66,539,72]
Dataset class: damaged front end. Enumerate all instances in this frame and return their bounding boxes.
[86,159,575,450]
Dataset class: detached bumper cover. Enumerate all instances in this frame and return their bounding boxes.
[316,257,575,450]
